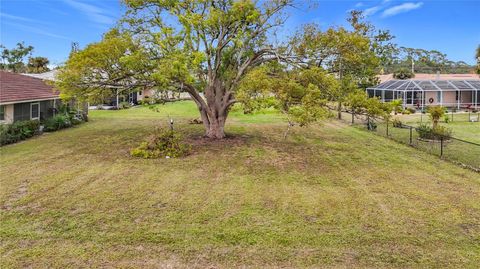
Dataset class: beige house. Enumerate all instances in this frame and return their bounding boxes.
[1,71,60,124]
[367,76,480,110]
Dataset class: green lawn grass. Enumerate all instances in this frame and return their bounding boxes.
[392,113,480,144]
[1,101,479,268]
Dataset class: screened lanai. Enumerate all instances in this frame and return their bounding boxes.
[367,79,480,110]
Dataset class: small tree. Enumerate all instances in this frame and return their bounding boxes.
[236,66,338,138]
[427,106,445,128]
[393,68,414,79]
[0,42,34,73]
[390,99,403,115]
[345,91,392,128]
[27,57,50,73]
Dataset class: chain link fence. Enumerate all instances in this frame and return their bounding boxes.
[335,110,480,171]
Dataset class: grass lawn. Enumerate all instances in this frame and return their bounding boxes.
[392,113,480,144]
[1,101,479,268]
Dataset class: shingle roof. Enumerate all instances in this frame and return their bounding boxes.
[0,71,59,104]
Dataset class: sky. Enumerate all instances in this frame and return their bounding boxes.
[0,0,479,67]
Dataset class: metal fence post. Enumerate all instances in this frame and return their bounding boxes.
[409,126,413,145]
[386,120,389,136]
[440,136,444,158]
[352,112,354,124]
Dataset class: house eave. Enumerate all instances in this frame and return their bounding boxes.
[0,96,60,106]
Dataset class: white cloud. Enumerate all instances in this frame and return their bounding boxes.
[4,21,71,40]
[382,2,424,17]
[0,12,50,25]
[355,2,364,8]
[364,6,382,16]
[64,0,114,25]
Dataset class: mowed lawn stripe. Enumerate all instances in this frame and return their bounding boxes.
[1,101,479,268]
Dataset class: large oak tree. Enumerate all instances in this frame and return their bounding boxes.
[121,0,293,138]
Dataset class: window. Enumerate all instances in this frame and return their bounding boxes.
[31,103,40,120]
[456,91,459,101]
[437,91,441,102]
[0,105,5,121]
[139,91,142,96]
[384,90,393,101]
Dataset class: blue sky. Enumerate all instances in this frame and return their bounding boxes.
[1,0,479,67]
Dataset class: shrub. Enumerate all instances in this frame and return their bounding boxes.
[406,107,416,114]
[139,96,154,105]
[43,115,72,132]
[432,125,452,139]
[416,123,452,140]
[392,118,403,128]
[0,120,40,145]
[131,129,191,159]
[118,101,131,109]
[443,114,450,123]
[71,115,83,125]
[416,123,432,139]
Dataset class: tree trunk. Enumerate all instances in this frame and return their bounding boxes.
[206,116,226,139]
[186,82,232,139]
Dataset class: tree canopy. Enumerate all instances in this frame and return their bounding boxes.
[0,42,33,73]
[393,67,414,80]
[384,46,476,74]
[1,42,52,74]
[54,3,398,139]
[56,29,154,104]
[27,57,50,74]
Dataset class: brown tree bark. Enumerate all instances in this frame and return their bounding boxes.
[184,82,234,139]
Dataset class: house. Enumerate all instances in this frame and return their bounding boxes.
[367,74,480,110]
[0,71,60,124]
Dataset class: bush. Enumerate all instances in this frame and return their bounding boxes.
[443,114,450,123]
[416,123,452,140]
[118,101,131,109]
[43,115,72,132]
[432,125,452,139]
[406,107,416,114]
[0,120,40,145]
[392,118,403,128]
[139,96,154,105]
[131,129,191,159]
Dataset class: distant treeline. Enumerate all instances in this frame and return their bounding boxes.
[383,47,475,74]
